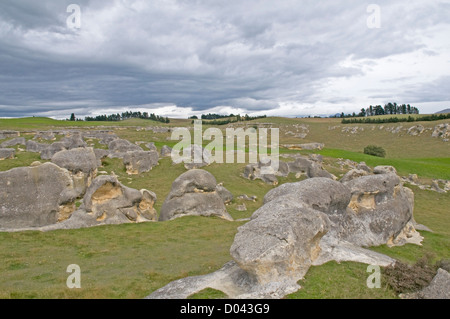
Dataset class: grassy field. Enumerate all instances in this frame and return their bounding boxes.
[0,116,449,299]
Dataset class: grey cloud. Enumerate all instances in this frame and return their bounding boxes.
[0,0,449,118]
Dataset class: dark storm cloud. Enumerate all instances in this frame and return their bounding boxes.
[0,0,449,118]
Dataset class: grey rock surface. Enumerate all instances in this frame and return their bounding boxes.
[0,137,26,148]
[123,150,159,175]
[0,148,15,160]
[159,169,232,221]
[0,162,78,229]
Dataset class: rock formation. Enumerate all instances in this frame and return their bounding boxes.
[123,150,159,175]
[51,147,100,196]
[0,162,79,229]
[0,148,15,160]
[148,166,421,299]
[159,169,233,221]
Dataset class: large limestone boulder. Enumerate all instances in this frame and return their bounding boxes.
[123,150,159,175]
[230,202,329,284]
[0,162,78,229]
[51,147,100,175]
[81,175,157,223]
[159,169,233,221]
[21,175,158,231]
[51,147,100,196]
[341,173,417,247]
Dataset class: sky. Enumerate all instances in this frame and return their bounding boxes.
[0,0,449,119]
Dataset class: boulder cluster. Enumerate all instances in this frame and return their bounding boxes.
[148,165,424,299]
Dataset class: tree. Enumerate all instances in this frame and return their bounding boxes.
[70,113,76,121]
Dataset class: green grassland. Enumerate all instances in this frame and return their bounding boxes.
[0,116,449,299]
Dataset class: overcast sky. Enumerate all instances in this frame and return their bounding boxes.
[1,0,449,119]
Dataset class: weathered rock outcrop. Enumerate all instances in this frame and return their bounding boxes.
[0,162,79,229]
[230,201,329,285]
[1,175,158,232]
[40,142,67,160]
[26,140,48,153]
[108,139,143,158]
[149,166,420,299]
[51,147,100,196]
[0,148,15,160]
[123,150,159,175]
[79,175,157,224]
[0,131,20,140]
[159,169,233,221]
[0,137,26,148]
[243,156,334,185]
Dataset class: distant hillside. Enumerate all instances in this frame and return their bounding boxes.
[436,108,450,114]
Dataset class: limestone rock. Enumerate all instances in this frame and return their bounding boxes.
[123,150,159,175]
[81,175,157,223]
[159,169,232,221]
[339,168,369,183]
[216,184,233,204]
[61,134,87,149]
[230,202,329,284]
[160,145,172,157]
[432,123,449,141]
[0,137,26,148]
[373,165,397,175]
[0,131,20,140]
[108,139,142,158]
[51,147,100,175]
[33,131,56,141]
[26,140,48,153]
[51,147,100,196]
[0,148,15,160]
[0,162,78,229]
[40,142,67,160]
[145,142,157,152]
[407,125,425,136]
[342,173,416,247]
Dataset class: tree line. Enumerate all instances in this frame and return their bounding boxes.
[189,113,267,125]
[334,102,420,119]
[342,113,450,124]
[69,111,170,123]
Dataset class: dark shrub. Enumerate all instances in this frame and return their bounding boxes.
[364,145,386,157]
[383,256,437,294]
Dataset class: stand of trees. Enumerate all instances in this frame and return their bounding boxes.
[334,102,420,119]
[83,110,169,123]
[342,113,450,124]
